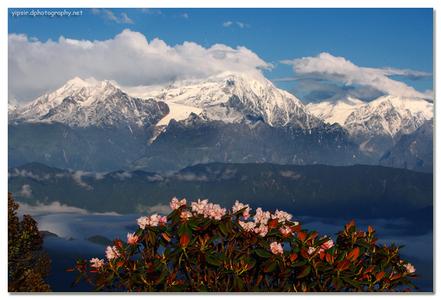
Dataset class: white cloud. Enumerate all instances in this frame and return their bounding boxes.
[9,29,269,102]
[146,174,163,182]
[9,169,50,181]
[72,171,93,190]
[113,171,132,180]
[282,52,432,100]
[92,9,134,24]
[140,8,162,15]
[236,22,248,29]
[279,170,301,180]
[136,203,171,215]
[19,184,32,198]
[222,21,250,29]
[119,13,134,24]
[17,201,120,216]
[174,172,209,182]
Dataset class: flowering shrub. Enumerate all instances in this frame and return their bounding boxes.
[71,198,416,292]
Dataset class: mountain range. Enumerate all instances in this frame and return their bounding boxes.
[8,72,433,172]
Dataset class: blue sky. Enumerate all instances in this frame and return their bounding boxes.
[8,8,433,103]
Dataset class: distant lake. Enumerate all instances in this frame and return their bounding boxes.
[28,211,432,292]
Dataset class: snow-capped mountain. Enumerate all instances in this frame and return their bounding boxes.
[8,73,433,172]
[344,95,432,138]
[11,73,322,130]
[10,77,169,127]
[306,97,364,125]
[307,95,433,138]
[127,72,322,130]
[8,102,17,119]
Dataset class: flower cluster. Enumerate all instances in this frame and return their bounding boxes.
[272,209,292,224]
[404,263,416,274]
[270,241,284,255]
[237,207,293,238]
[170,197,187,210]
[127,232,139,245]
[89,257,104,269]
[232,200,251,219]
[137,214,167,229]
[307,237,335,255]
[105,246,120,260]
[254,207,271,225]
[279,225,293,236]
[238,220,256,232]
[191,199,226,220]
[180,211,193,221]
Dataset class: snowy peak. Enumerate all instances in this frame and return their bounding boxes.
[362,95,432,120]
[344,95,433,137]
[12,77,168,128]
[16,77,116,119]
[307,95,433,138]
[133,72,322,129]
[306,97,364,125]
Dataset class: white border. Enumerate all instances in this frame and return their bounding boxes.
[1,0,438,299]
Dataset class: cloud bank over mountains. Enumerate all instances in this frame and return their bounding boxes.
[281,52,432,102]
[9,29,269,102]
[9,30,431,104]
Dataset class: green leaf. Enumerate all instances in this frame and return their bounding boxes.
[263,261,277,273]
[255,248,271,258]
[206,255,222,267]
[291,260,307,267]
[219,223,228,236]
[342,276,361,289]
[178,223,192,237]
[225,220,233,233]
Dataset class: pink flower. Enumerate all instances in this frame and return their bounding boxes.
[137,214,167,229]
[149,214,161,226]
[137,216,148,229]
[90,257,104,269]
[270,241,284,255]
[404,263,416,273]
[307,247,316,255]
[180,211,193,220]
[271,209,292,224]
[170,197,187,210]
[279,225,293,236]
[254,208,271,225]
[242,209,251,220]
[105,246,120,260]
[239,220,256,232]
[255,224,269,237]
[191,199,226,220]
[232,200,251,219]
[191,199,209,215]
[206,203,226,220]
[159,216,167,225]
[126,232,139,245]
[321,238,334,250]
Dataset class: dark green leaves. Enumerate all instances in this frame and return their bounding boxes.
[255,248,271,258]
